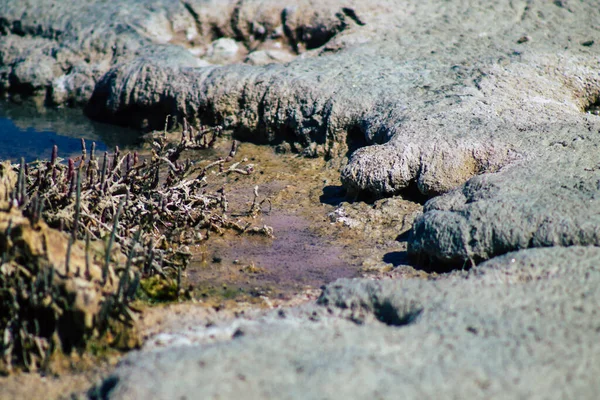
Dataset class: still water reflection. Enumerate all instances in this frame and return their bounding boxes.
[0,99,141,162]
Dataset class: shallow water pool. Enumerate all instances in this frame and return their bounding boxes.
[0,99,141,162]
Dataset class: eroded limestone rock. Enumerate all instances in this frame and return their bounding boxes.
[5,1,600,204]
[94,247,600,399]
[408,142,600,266]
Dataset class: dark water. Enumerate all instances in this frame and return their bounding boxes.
[0,99,142,162]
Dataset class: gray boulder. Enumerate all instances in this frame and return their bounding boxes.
[94,246,600,399]
[84,0,600,198]
[409,144,600,265]
[3,0,600,200]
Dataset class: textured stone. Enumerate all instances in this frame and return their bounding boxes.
[205,38,244,64]
[408,142,600,266]
[94,246,600,399]
[244,49,296,66]
[4,0,600,201]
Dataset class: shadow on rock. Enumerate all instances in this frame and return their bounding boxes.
[319,185,347,206]
[382,251,410,267]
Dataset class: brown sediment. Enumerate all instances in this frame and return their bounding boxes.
[0,364,109,400]
[181,139,427,304]
[189,213,356,300]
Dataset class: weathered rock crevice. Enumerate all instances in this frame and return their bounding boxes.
[318,281,425,327]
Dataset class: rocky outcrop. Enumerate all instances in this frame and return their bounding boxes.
[4,0,600,397]
[3,1,600,195]
[94,246,600,399]
[408,145,600,265]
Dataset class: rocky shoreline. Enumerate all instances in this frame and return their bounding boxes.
[2,0,600,398]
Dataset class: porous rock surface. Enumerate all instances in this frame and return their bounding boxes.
[409,141,600,264]
[94,246,600,399]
